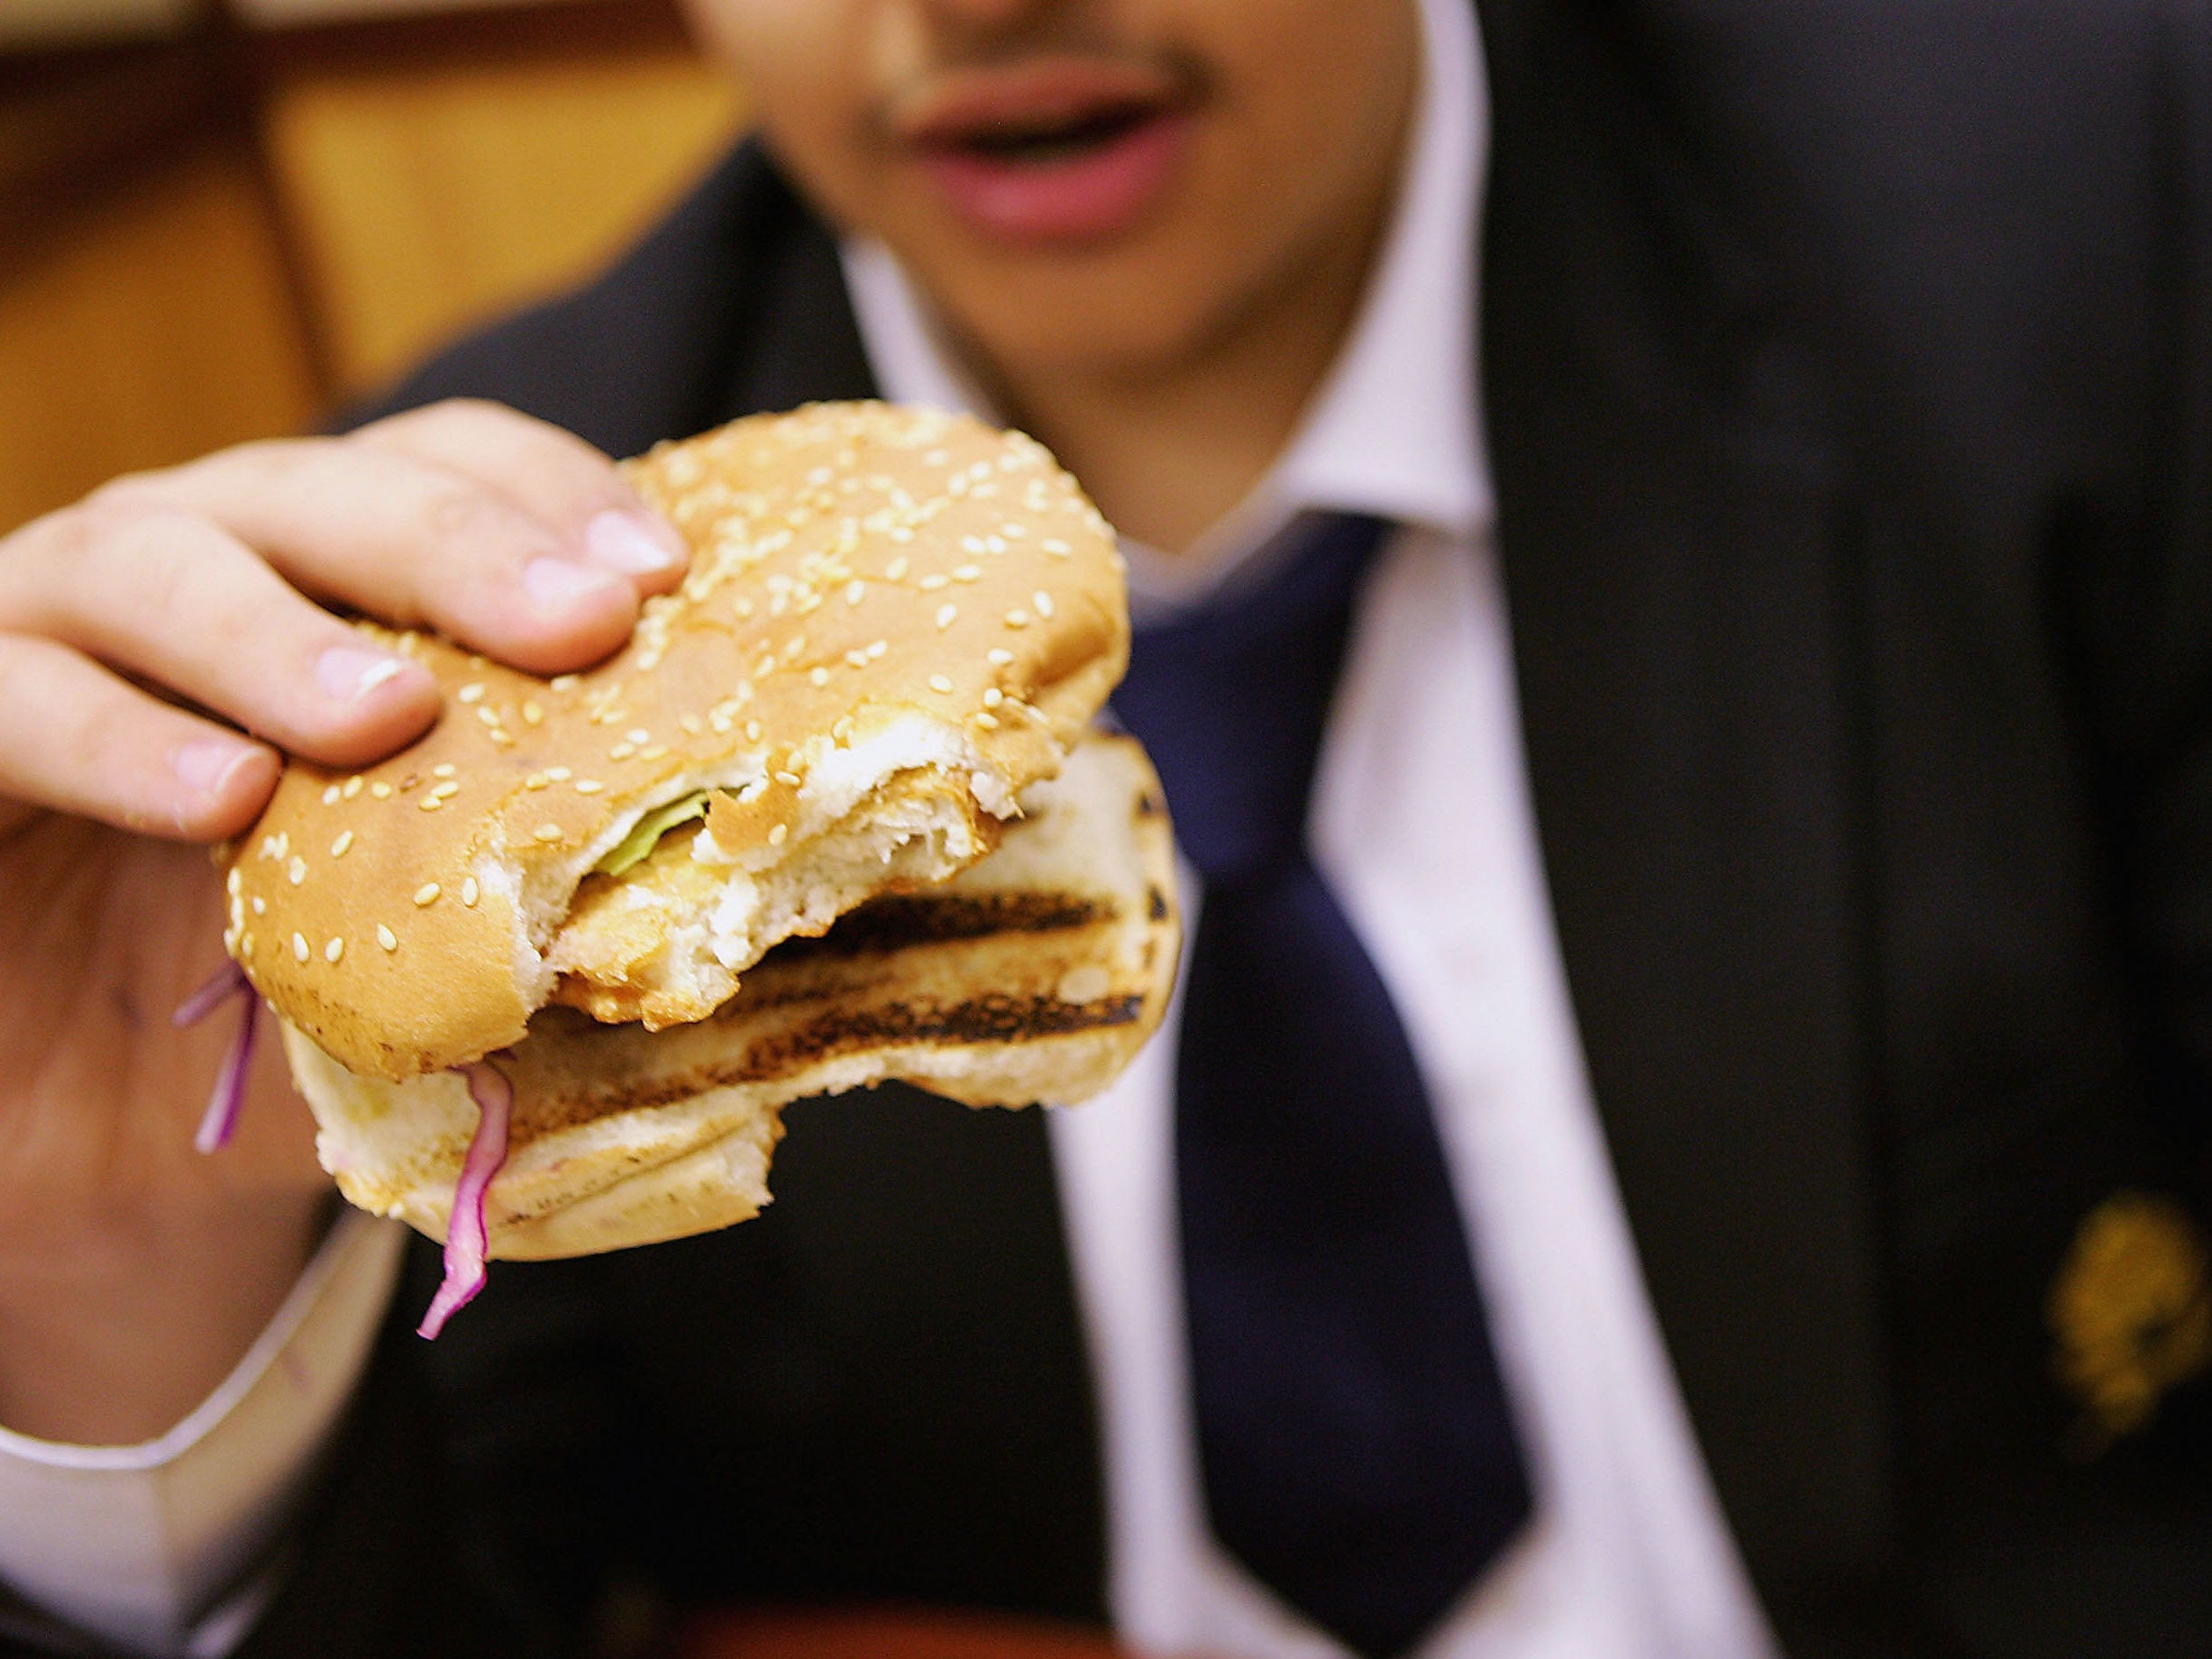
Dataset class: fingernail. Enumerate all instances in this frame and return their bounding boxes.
[584,509,683,575]
[524,555,625,614]
[316,645,411,704]
[173,739,257,797]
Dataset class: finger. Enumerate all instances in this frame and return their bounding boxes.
[354,399,688,596]
[0,634,278,842]
[133,439,650,674]
[0,500,441,769]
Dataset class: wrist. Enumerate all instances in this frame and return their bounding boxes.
[0,1190,326,1445]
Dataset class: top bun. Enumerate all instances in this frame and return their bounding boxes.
[222,403,1129,1081]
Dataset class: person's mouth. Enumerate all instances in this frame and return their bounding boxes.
[891,57,1196,245]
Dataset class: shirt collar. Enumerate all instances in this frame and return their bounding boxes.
[841,0,1489,613]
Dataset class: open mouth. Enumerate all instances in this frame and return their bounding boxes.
[933,98,1165,167]
[892,59,1195,243]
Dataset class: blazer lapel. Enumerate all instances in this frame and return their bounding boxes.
[1475,0,1898,1615]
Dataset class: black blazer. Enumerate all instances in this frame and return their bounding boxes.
[183,5,2212,1656]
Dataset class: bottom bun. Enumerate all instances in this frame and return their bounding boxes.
[289,734,1179,1261]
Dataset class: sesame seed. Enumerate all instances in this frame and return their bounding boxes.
[523,701,544,725]
[288,857,306,885]
[1001,523,1027,538]
[226,868,242,896]
[954,565,981,582]
[885,555,909,580]
[546,766,572,781]
[1005,608,1031,629]
[292,933,310,962]
[988,648,1014,666]
[845,579,866,606]
[535,824,562,843]
[745,720,763,743]
[986,536,1008,554]
[457,684,485,705]
[489,729,516,747]
[251,896,266,915]
[919,573,950,591]
[756,654,778,678]
[433,763,456,779]
[418,796,443,812]
[331,830,354,857]
[679,714,703,735]
[768,824,788,845]
[709,712,733,734]
[414,882,441,907]
[475,706,500,727]
[962,535,986,554]
[431,780,460,800]
[325,936,344,963]
[370,781,393,798]
[973,711,1001,731]
[983,688,1003,707]
[809,667,832,687]
[626,728,649,745]
[937,604,959,630]
[640,744,668,761]
[377,925,398,953]
[575,779,604,794]
[343,776,362,798]
[928,673,954,694]
[462,877,480,907]
[526,772,549,790]
[550,674,580,691]
[775,770,802,787]
[609,743,635,761]
[1041,538,1071,556]
[845,648,869,669]
[323,784,342,806]
[891,525,915,543]
[1034,590,1056,617]
[832,716,855,743]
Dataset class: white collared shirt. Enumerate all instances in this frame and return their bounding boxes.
[0,2,1780,1654]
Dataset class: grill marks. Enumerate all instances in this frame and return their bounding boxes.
[505,884,1133,1140]
[776,889,1106,957]
[511,991,1142,1136]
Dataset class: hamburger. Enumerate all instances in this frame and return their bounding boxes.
[214,403,1179,1333]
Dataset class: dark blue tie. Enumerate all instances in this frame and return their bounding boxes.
[1113,513,1531,1659]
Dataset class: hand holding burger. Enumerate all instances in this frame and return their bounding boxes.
[215,403,1179,1335]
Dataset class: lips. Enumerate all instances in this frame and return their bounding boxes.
[892,57,1195,245]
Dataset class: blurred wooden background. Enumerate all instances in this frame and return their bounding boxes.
[0,0,746,533]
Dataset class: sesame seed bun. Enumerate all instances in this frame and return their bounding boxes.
[222,402,1129,1082]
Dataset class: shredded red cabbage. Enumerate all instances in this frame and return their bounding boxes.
[172,962,258,1153]
[417,1061,513,1340]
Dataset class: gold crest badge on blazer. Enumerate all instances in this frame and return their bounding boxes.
[2050,1190,2212,1456]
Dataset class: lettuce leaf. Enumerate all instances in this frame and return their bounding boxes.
[594,791,712,877]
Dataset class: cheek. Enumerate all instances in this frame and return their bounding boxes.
[1197,0,1419,227]
[681,0,882,223]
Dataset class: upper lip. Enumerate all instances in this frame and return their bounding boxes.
[888,55,1190,152]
